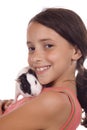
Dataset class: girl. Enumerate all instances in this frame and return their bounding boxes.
[0,8,87,130]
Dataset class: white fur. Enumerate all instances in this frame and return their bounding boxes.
[14,67,42,102]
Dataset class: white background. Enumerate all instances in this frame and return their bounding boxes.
[0,0,87,129]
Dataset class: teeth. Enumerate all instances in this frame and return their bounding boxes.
[36,66,50,72]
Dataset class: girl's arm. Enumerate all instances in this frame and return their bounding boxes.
[0,91,71,130]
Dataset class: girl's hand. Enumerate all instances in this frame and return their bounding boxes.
[0,99,13,115]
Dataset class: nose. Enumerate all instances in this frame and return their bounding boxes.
[29,50,44,63]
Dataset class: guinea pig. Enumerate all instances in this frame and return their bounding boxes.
[14,66,42,102]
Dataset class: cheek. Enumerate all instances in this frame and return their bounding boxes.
[49,51,71,70]
[27,55,31,66]
[48,52,60,62]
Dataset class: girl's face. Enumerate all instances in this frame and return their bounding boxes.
[27,22,79,86]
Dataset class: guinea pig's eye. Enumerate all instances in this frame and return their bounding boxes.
[35,80,37,84]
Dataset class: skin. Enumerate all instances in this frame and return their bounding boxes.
[0,22,82,130]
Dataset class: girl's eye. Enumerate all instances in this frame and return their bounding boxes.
[28,47,35,53]
[45,44,54,48]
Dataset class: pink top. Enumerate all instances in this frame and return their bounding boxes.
[4,87,82,130]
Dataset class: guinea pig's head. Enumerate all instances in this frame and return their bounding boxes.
[17,68,42,96]
[17,73,32,95]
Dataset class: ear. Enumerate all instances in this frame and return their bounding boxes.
[72,46,82,61]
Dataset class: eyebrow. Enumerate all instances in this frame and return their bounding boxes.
[27,41,31,45]
[27,38,53,45]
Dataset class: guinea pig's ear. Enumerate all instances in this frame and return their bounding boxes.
[28,69,37,78]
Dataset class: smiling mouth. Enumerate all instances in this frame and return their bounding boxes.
[35,65,51,73]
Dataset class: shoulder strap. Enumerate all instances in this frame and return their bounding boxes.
[58,88,76,129]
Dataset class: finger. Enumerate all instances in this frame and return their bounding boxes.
[4,99,14,110]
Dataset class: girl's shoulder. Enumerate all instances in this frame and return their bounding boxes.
[36,87,72,128]
[40,87,71,107]
[41,87,82,130]
[40,86,80,116]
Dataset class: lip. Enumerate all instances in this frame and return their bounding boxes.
[35,65,51,74]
